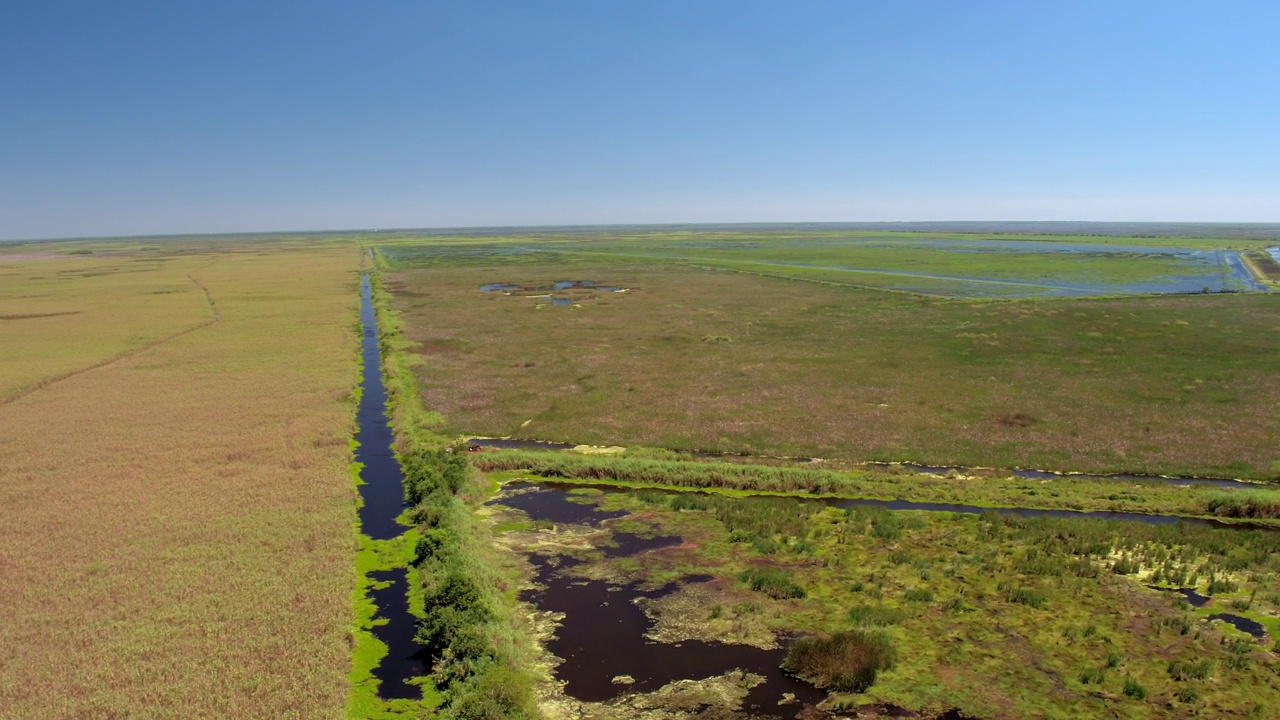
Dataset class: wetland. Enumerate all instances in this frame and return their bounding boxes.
[363,226,1280,718]
[484,479,1280,718]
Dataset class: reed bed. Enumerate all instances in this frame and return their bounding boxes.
[0,240,360,718]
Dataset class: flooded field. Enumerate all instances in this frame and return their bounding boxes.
[488,484,868,719]
[479,279,627,307]
[385,232,1277,299]
[649,237,1272,297]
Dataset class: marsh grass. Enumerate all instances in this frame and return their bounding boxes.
[474,449,1262,523]
[507,476,1280,718]
[0,239,361,718]
[847,605,907,626]
[1207,490,1280,519]
[740,567,807,599]
[383,231,1280,479]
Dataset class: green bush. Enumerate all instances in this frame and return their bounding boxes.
[1122,677,1146,700]
[443,664,536,720]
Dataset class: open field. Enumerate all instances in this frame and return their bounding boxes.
[380,230,1280,480]
[0,248,217,402]
[0,240,361,718]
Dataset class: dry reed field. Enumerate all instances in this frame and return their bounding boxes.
[386,255,1280,480]
[0,249,215,402]
[0,240,360,718]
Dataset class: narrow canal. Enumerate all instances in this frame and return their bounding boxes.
[356,271,425,699]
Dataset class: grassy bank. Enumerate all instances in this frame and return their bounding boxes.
[473,449,1280,527]
[365,261,541,718]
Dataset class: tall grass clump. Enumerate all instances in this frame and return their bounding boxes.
[740,567,807,599]
[848,605,906,627]
[1206,490,1280,520]
[781,631,897,692]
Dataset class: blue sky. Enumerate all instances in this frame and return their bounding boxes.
[2,1,1278,239]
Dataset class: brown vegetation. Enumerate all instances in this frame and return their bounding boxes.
[0,241,360,718]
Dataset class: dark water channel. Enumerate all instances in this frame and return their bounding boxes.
[1148,586,1212,607]
[357,274,407,541]
[356,273,424,699]
[491,486,830,717]
[1207,613,1268,638]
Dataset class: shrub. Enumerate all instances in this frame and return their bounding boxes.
[413,528,450,566]
[781,630,897,692]
[443,664,536,720]
[1206,575,1239,595]
[1122,677,1146,700]
[1175,686,1199,704]
[888,550,914,566]
[740,567,806,599]
[417,573,494,663]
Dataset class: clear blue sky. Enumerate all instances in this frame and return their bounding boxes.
[2,1,1278,240]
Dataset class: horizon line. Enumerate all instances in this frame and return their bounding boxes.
[7,219,1280,245]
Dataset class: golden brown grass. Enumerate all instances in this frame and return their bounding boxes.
[0,240,361,718]
[0,250,217,402]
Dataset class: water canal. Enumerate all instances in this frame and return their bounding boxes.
[356,272,425,699]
